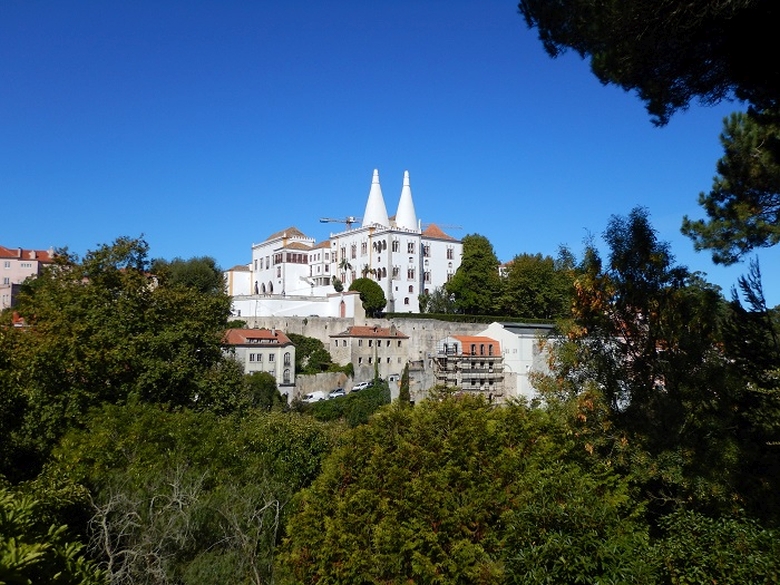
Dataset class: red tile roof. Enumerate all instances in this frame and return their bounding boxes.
[223,328,293,345]
[264,227,308,241]
[451,335,501,354]
[331,325,408,339]
[421,224,458,241]
[0,246,55,262]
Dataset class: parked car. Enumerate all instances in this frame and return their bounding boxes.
[328,388,347,399]
[303,391,327,403]
[351,380,371,392]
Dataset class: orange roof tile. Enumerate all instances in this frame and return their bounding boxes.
[264,226,308,241]
[331,325,409,339]
[223,328,293,345]
[421,224,458,241]
[0,246,55,262]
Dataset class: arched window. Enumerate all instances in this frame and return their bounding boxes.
[488,345,493,356]
[480,344,485,356]
[283,369,291,384]
[404,297,410,305]
[284,352,291,366]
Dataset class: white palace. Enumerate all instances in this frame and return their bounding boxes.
[225,169,463,318]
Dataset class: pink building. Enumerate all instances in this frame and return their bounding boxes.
[0,246,55,310]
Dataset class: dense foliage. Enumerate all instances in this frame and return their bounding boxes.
[280,395,650,584]
[45,403,341,585]
[348,277,386,317]
[0,487,106,585]
[518,0,780,125]
[446,234,503,315]
[536,207,780,523]
[520,1,780,264]
[0,238,241,481]
[682,111,780,263]
[302,380,391,427]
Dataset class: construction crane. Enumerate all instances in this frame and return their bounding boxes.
[320,216,361,229]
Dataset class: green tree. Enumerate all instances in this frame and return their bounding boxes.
[418,285,456,314]
[305,381,391,427]
[0,488,106,585]
[650,509,780,584]
[1,237,240,480]
[348,277,386,317]
[682,111,780,264]
[519,1,780,260]
[518,0,780,126]
[279,396,650,584]
[398,363,411,406]
[47,403,341,585]
[539,208,780,521]
[244,371,287,411]
[287,333,336,375]
[151,255,225,294]
[500,250,575,319]
[446,234,503,315]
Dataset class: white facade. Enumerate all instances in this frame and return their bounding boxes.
[223,328,296,394]
[228,170,462,317]
[1,246,55,310]
[477,322,555,402]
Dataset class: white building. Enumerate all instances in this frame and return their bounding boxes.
[227,169,463,317]
[477,322,555,402]
[223,327,296,395]
[1,246,55,310]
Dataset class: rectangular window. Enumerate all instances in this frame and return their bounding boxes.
[407,268,415,280]
[407,242,415,254]
[3,261,9,268]
[368,340,373,347]
[269,354,275,362]
[358,340,363,347]
[351,244,357,259]
[249,354,255,362]
[392,240,400,252]
[361,242,367,255]
[2,277,8,285]
[447,248,454,260]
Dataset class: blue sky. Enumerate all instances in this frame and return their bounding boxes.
[3,1,779,306]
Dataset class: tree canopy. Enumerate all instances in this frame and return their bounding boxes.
[280,396,649,585]
[537,207,780,523]
[500,251,575,320]
[682,111,780,263]
[0,237,241,480]
[446,234,503,315]
[519,1,780,261]
[348,277,386,317]
[518,0,780,126]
